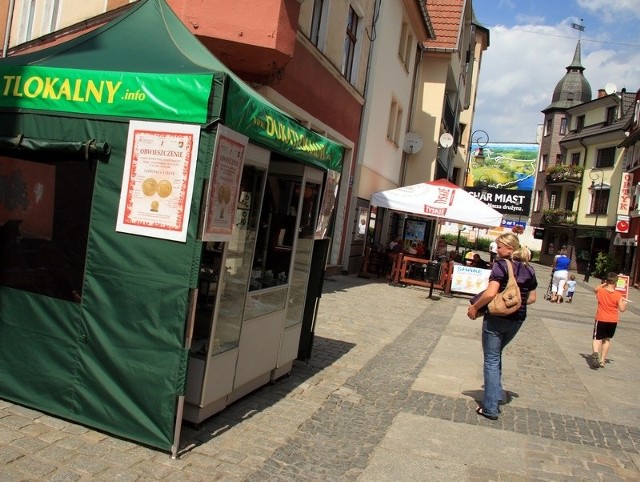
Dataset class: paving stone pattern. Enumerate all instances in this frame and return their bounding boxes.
[1,263,640,480]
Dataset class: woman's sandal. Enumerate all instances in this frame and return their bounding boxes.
[475,406,498,420]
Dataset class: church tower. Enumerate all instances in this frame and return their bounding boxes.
[531,41,592,232]
[541,41,592,173]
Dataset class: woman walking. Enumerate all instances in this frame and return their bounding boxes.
[467,233,538,420]
[551,246,571,303]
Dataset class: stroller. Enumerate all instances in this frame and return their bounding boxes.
[544,272,554,300]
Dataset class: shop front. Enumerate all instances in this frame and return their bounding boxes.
[0,0,343,456]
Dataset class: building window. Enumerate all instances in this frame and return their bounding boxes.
[398,20,413,70]
[534,190,543,212]
[606,106,617,125]
[576,115,585,131]
[549,190,559,209]
[555,154,562,165]
[560,117,568,135]
[571,152,580,165]
[18,0,61,44]
[565,190,575,211]
[540,154,548,172]
[18,0,36,43]
[633,184,640,211]
[43,0,61,33]
[387,98,403,146]
[596,146,616,168]
[544,118,552,136]
[310,0,326,47]
[590,189,609,215]
[342,6,359,83]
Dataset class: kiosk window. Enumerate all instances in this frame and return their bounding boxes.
[0,156,95,302]
[250,176,303,291]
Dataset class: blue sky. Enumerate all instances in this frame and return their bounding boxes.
[471,0,640,143]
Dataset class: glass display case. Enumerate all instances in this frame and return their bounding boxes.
[211,165,265,354]
[249,176,300,291]
[284,181,321,328]
[245,167,304,320]
[184,149,327,423]
[190,165,266,357]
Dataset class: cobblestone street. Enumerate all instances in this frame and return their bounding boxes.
[2,262,640,480]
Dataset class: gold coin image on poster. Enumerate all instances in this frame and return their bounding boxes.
[151,200,159,212]
[157,180,173,198]
[142,178,158,196]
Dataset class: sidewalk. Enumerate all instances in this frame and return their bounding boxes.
[1,262,639,480]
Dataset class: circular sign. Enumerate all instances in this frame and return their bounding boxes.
[616,219,630,233]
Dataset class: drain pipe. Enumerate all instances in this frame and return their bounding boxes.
[2,0,16,58]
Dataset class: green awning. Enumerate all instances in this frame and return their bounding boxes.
[0,65,215,123]
[225,80,344,171]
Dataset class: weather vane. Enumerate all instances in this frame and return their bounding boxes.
[571,18,585,39]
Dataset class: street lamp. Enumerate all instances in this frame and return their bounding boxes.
[584,168,603,282]
[455,225,467,253]
[464,130,489,187]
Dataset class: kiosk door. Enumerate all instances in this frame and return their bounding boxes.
[274,167,323,376]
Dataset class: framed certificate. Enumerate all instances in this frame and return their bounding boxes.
[116,120,200,242]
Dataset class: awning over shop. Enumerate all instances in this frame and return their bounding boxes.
[225,81,344,171]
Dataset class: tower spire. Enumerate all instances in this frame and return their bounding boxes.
[568,41,585,72]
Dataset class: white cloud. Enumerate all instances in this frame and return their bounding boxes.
[473,22,640,143]
[583,51,640,96]
[514,14,546,25]
[577,0,640,21]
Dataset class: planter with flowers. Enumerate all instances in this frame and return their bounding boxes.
[545,164,584,184]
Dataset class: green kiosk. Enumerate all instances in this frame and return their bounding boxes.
[0,0,343,456]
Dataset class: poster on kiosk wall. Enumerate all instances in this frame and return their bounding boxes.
[202,125,248,242]
[116,120,200,242]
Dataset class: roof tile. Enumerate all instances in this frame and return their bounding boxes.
[424,0,464,49]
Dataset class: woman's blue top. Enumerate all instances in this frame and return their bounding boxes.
[555,255,570,271]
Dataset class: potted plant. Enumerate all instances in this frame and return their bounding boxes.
[545,164,584,182]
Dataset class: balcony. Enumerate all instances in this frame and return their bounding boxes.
[170,0,300,81]
[545,164,583,185]
[541,209,577,226]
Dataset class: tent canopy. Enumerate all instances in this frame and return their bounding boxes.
[0,0,342,452]
[371,179,503,229]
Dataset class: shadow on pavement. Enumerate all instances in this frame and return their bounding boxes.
[177,335,356,455]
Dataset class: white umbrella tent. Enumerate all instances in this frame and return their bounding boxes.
[371,179,503,258]
[372,179,502,228]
